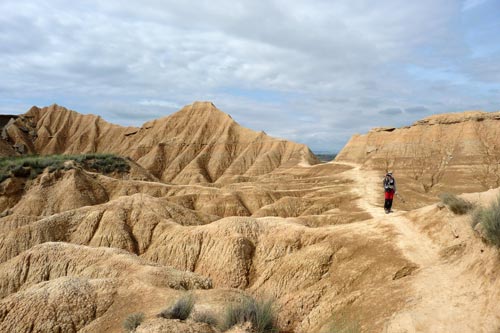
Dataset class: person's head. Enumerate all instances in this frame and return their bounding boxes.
[386,171,393,178]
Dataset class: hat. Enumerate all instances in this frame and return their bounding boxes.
[386,171,393,176]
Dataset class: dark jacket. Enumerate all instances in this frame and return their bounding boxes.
[383,176,396,192]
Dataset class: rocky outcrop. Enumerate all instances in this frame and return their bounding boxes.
[1,107,500,332]
[336,110,500,196]
[0,242,212,333]
[1,102,319,184]
[0,192,219,263]
[0,205,415,331]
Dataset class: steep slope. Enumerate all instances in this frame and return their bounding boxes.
[336,110,500,205]
[328,160,500,333]
[0,242,213,333]
[1,106,500,332]
[2,171,499,332]
[1,102,319,184]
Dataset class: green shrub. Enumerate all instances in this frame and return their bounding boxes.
[220,296,277,333]
[158,293,195,320]
[0,154,130,182]
[123,312,144,332]
[192,311,218,326]
[439,193,474,215]
[471,195,500,247]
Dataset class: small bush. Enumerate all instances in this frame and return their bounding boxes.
[158,293,195,320]
[220,296,277,333]
[123,312,144,332]
[0,154,130,182]
[471,195,500,247]
[439,193,474,215]
[192,311,218,326]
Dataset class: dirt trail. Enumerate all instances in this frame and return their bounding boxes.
[332,161,490,333]
[335,161,439,267]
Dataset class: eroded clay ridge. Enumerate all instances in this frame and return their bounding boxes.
[336,110,500,196]
[1,101,319,184]
[337,110,500,165]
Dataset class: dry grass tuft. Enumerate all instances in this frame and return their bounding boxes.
[220,296,277,332]
[439,193,474,215]
[472,195,500,247]
[123,312,144,332]
[158,293,195,321]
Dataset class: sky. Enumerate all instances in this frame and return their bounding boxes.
[1,0,499,152]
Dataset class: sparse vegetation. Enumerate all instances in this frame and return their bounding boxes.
[0,153,130,182]
[123,312,144,332]
[158,293,195,320]
[471,195,500,247]
[439,193,474,215]
[192,311,218,326]
[220,296,277,333]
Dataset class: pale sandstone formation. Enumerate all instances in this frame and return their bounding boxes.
[0,242,212,298]
[336,110,500,206]
[1,159,363,224]
[2,188,499,332]
[0,242,213,333]
[0,277,116,333]
[0,192,219,263]
[1,102,319,184]
[0,107,500,332]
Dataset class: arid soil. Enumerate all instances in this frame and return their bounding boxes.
[0,103,499,332]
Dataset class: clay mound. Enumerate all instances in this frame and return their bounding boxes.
[1,172,499,331]
[7,167,109,216]
[2,102,319,184]
[336,110,500,204]
[0,193,218,263]
[1,162,365,225]
[0,242,211,299]
[0,213,414,331]
[0,243,212,333]
[143,215,416,332]
[0,276,116,333]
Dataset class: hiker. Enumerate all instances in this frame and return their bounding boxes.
[383,172,396,214]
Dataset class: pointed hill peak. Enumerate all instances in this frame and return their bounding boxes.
[3,101,319,184]
[172,101,233,120]
[141,101,237,133]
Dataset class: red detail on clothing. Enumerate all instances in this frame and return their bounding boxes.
[385,191,394,200]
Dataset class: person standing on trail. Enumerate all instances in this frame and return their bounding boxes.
[383,172,396,214]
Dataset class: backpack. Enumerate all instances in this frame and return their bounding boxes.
[384,177,395,191]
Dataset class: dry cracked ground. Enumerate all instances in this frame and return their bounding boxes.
[0,102,499,332]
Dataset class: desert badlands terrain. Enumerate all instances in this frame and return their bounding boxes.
[0,101,499,332]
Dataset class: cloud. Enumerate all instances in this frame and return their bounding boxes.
[404,106,430,114]
[138,99,180,108]
[0,0,499,152]
[379,108,403,115]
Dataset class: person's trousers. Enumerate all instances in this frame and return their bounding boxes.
[384,191,394,211]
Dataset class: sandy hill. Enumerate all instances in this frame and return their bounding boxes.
[1,102,319,184]
[336,110,500,207]
[1,107,500,332]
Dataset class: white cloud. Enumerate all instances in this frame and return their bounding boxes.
[138,99,180,108]
[0,0,498,151]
